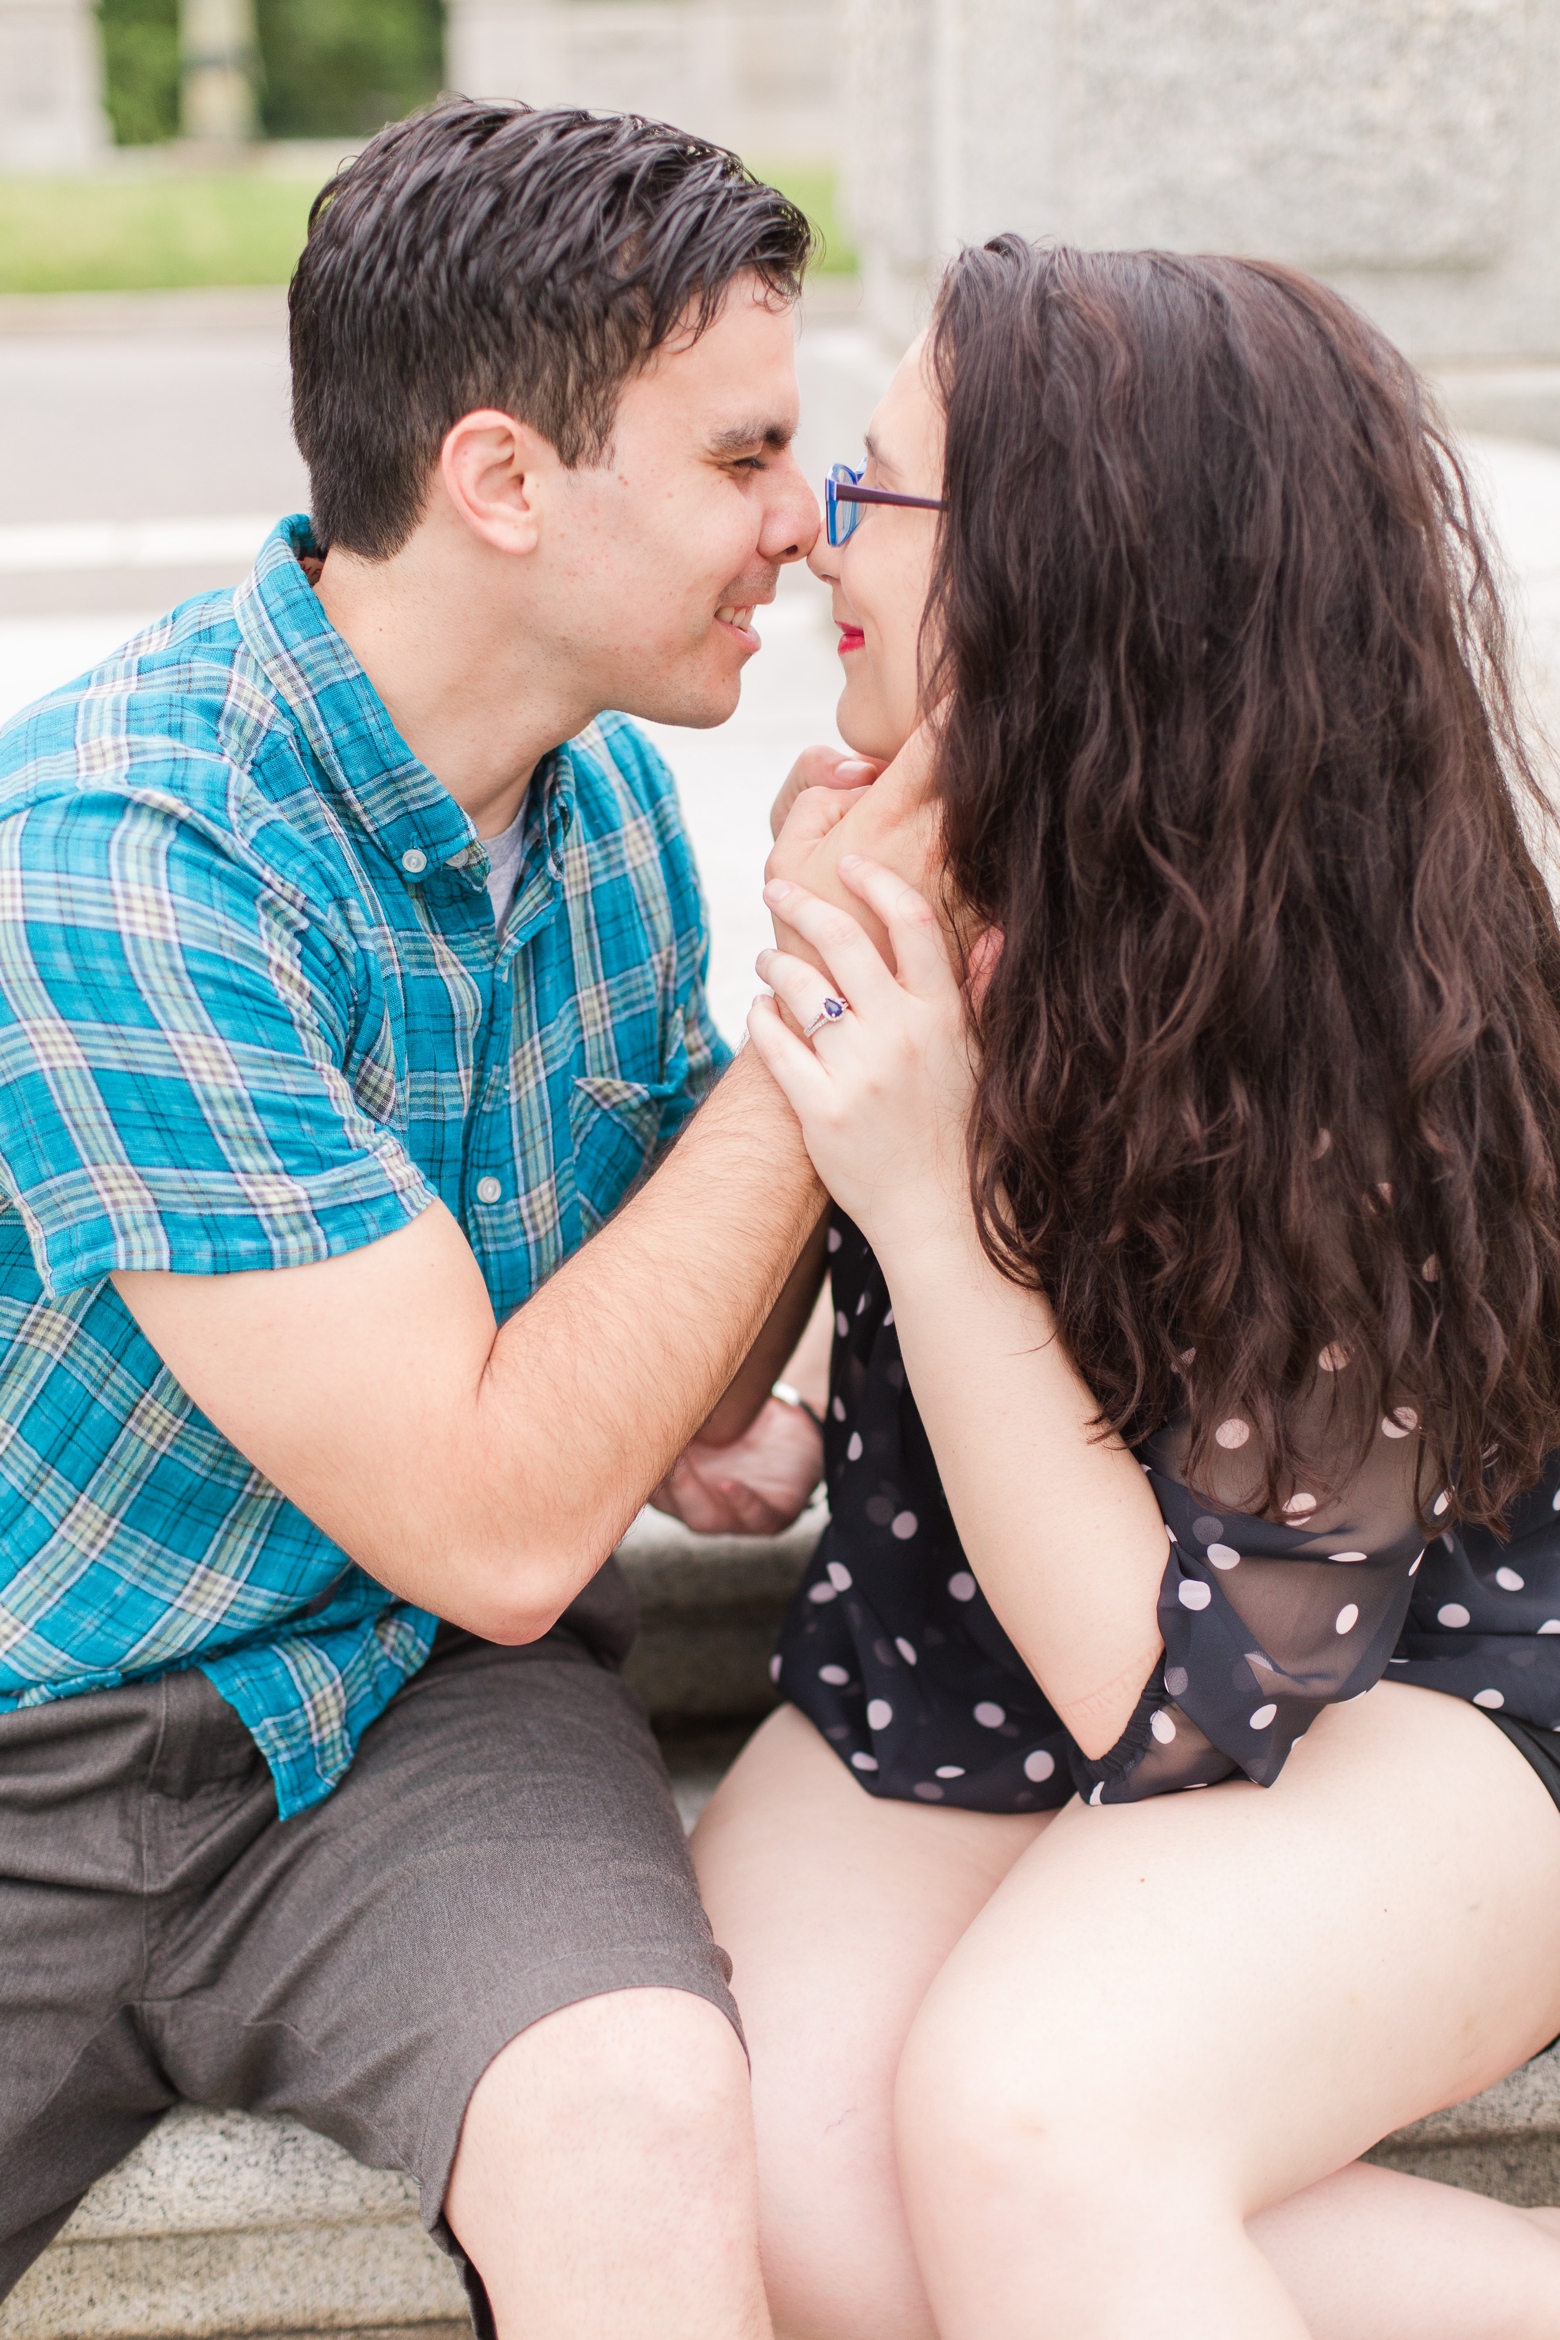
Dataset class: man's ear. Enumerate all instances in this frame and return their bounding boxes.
[436,409,556,558]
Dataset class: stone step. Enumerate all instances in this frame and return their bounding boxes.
[5,1510,1558,2339]
[616,1501,819,1730]
[10,2038,1557,2340]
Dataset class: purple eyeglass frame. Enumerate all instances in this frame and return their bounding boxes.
[825,462,945,547]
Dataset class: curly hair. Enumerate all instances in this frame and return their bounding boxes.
[926,238,1560,1531]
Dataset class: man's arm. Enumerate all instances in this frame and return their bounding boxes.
[695,1213,827,1445]
[113,1046,821,1644]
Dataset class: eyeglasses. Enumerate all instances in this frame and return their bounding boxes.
[824,462,945,548]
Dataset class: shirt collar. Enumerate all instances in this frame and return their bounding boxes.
[233,516,482,882]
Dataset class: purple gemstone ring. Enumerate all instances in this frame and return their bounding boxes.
[802,995,851,1042]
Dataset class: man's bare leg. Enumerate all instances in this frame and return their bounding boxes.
[445,1986,771,2340]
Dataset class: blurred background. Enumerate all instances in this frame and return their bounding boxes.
[2,0,1558,1038]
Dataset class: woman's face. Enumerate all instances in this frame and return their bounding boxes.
[809,332,945,763]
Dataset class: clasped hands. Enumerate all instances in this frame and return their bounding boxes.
[651,731,986,1537]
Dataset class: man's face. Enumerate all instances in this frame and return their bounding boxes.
[541,278,819,728]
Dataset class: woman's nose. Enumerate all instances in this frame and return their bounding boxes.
[808,530,840,584]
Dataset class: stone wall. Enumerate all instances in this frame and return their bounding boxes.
[446,0,841,159]
[841,0,1560,388]
[0,0,109,169]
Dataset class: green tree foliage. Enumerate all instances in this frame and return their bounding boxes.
[97,0,444,146]
[98,0,179,145]
[255,0,446,140]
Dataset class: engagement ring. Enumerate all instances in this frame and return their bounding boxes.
[802,996,851,1041]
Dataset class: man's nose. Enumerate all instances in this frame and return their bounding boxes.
[760,451,822,565]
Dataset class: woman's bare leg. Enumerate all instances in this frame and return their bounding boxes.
[893,1681,1560,2340]
[691,1704,1048,2339]
[1249,2162,1560,2340]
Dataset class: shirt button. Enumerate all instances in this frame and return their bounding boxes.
[475,1176,502,1204]
[401,847,427,874]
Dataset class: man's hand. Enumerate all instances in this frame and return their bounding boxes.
[649,1395,824,1536]
[766,725,944,971]
[769,744,881,842]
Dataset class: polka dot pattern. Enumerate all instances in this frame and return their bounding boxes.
[775,1210,1560,1820]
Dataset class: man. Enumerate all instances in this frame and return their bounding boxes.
[0,100,831,2339]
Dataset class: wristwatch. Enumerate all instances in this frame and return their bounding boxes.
[771,1380,826,1433]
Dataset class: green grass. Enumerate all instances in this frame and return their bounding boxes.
[751,158,857,275]
[0,157,853,296]
[0,173,318,293]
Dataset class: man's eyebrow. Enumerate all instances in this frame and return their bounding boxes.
[707,419,794,454]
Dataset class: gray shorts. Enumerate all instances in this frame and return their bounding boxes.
[0,1564,739,2307]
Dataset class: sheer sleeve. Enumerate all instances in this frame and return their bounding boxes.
[1391,1456,1560,1727]
[1071,1376,1432,1805]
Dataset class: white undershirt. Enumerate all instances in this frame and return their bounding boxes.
[482,803,528,933]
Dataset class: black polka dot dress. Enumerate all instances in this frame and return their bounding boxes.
[772,1214,1560,1809]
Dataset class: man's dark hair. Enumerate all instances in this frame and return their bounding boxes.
[290,99,817,558]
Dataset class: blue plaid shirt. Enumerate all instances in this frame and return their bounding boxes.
[0,518,729,1817]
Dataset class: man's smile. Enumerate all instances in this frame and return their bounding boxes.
[715,600,765,650]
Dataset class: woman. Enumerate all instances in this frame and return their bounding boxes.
[691,241,1560,2339]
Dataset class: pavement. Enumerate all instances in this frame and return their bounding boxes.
[2,285,1559,1046]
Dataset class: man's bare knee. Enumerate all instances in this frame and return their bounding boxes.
[451,1986,750,2196]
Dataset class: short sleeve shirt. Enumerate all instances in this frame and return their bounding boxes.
[0,519,729,1817]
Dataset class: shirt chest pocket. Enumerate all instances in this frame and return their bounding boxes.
[569,1072,680,1234]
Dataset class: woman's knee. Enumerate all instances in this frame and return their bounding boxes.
[893,1967,1196,2231]
[750,2027,939,2340]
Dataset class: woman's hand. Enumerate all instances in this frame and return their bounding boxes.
[766,726,944,975]
[748,856,991,1257]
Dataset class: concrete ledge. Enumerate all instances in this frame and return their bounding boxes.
[617,1501,820,1724]
[1431,362,1560,454]
[0,2110,466,2340]
[1367,2038,1560,2207]
[10,2046,1558,2340]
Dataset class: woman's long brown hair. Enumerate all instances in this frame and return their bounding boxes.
[927,239,1560,1529]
